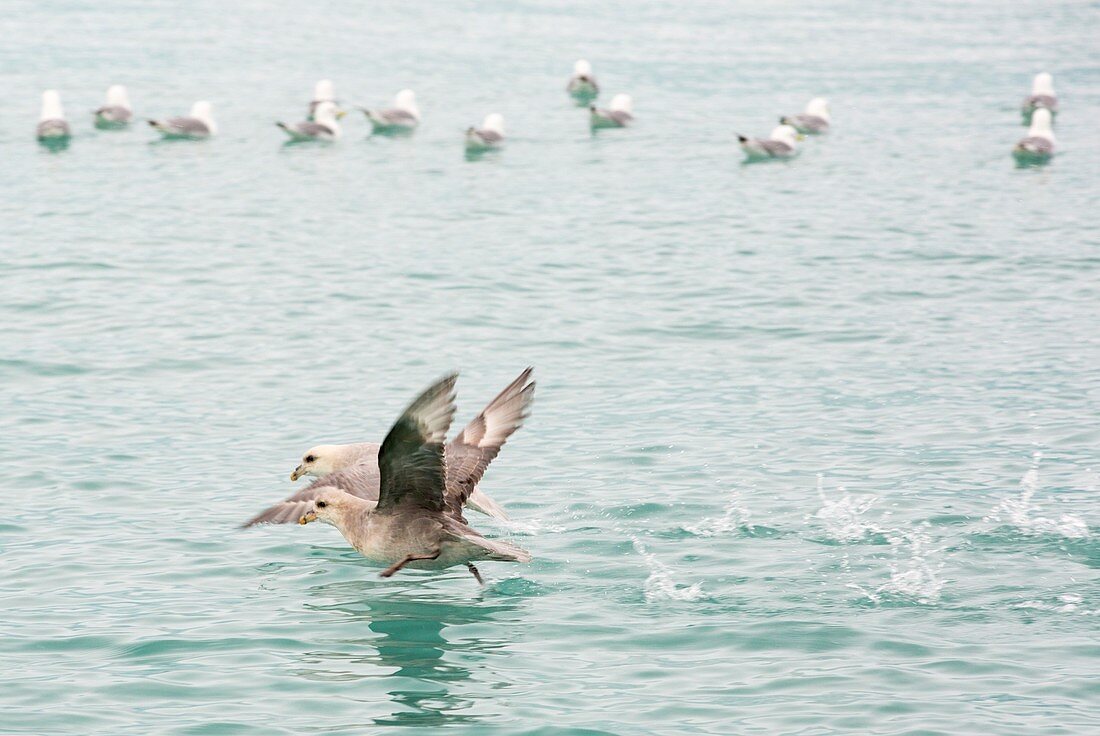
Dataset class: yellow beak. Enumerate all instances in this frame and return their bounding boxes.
[290,465,304,481]
[298,510,318,525]
[336,109,348,119]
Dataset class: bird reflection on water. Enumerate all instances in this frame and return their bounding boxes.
[300,575,527,728]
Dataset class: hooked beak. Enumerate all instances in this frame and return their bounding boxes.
[298,510,318,525]
[290,465,305,481]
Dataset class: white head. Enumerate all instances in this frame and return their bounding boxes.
[292,442,365,481]
[770,124,799,147]
[805,97,830,121]
[394,88,419,118]
[40,89,64,121]
[1028,107,1055,141]
[610,93,633,113]
[313,100,341,129]
[189,100,217,134]
[1032,72,1054,96]
[483,113,505,134]
[574,59,593,76]
[297,488,364,527]
[106,84,131,109]
[314,79,335,101]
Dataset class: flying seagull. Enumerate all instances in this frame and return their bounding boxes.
[243,368,535,527]
[294,373,532,584]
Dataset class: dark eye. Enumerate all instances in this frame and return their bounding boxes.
[305,455,315,463]
[316,501,327,509]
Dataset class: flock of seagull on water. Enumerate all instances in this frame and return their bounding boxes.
[33,63,1060,163]
[241,369,537,585]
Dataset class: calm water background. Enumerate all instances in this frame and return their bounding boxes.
[3,1,1099,733]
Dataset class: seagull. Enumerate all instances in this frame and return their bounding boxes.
[780,98,830,134]
[465,113,505,151]
[360,89,420,134]
[308,79,336,120]
[36,90,71,140]
[567,59,599,102]
[149,101,217,139]
[277,100,344,142]
[94,85,133,128]
[244,368,535,527]
[590,94,633,128]
[1013,107,1055,162]
[294,374,533,584]
[1021,73,1057,121]
[738,124,800,161]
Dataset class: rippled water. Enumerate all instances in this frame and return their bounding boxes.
[4,1,1100,733]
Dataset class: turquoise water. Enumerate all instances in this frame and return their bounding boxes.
[4,1,1100,733]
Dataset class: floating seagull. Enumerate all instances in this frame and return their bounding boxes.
[244,368,535,527]
[37,90,71,140]
[590,94,634,128]
[277,100,344,142]
[149,101,217,139]
[780,97,830,134]
[308,79,336,120]
[465,113,505,151]
[360,89,420,134]
[1013,107,1055,162]
[738,124,800,161]
[94,85,133,128]
[294,374,532,584]
[1021,73,1057,120]
[567,59,599,102]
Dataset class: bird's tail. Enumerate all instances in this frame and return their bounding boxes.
[465,534,531,563]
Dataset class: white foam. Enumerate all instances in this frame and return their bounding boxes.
[631,538,705,603]
[849,523,945,605]
[685,489,753,537]
[1013,593,1097,615]
[812,474,882,542]
[985,452,1090,539]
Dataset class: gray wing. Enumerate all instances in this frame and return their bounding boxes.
[156,117,209,135]
[36,119,70,137]
[1015,136,1053,155]
[760,140,793,156]
[96,106,132,123]
[378,109,417,124]
[444,368,535,517]
[609,111,633,126]
[242,461,381,527]
[567,76,599,94]
[294,121,334,137]
[375,374,457,514]
[475,129,503,143]
[788,114,827,133]
[1024,95,1057,111]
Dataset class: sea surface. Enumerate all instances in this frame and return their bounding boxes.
[3,1,1099,734]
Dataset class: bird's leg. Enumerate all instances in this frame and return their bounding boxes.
[466,563,484,586]
[380,550,440,578]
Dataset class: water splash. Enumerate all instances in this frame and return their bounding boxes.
[985,452,1090,539]
[631,537,705,603]
[500,517,566,536]
[812,474,882,543]
[848,523,946,605]
[1013,593,1098,615]
[685,490,754,537]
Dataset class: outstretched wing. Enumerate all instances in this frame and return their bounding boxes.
[242,462,381,527]
[376,374,457,513]
[444,368,535,517]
